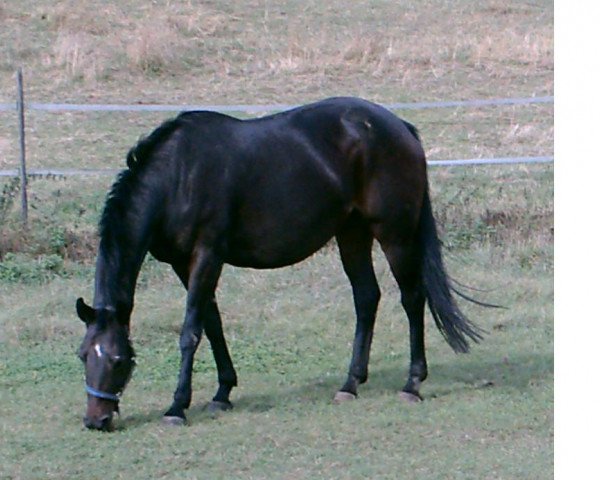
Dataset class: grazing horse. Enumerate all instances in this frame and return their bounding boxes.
[76,97,483,431]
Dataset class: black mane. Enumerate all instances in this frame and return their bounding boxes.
[126,115,183,170]
[98,169,135,250]
[403,120,421,142]
[99,115,184,248]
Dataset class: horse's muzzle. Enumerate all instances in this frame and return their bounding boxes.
[83,413,114,431]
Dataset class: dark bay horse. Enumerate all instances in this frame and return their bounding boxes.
[76,97,483,431]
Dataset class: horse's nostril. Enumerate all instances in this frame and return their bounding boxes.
[99,414,113,431]
[83,416,93,429]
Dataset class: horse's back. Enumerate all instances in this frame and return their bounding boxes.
[151,98,427,267]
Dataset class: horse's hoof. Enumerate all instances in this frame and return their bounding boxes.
[398,391,423,403]
[333,391,357,404]
[162,415,186,426]
[207,400,233,414]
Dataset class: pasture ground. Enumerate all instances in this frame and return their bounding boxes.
[1,238,553,479]
[1,1,552,479]
[0,165,553,480]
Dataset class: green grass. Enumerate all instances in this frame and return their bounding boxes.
[0,240,553,479]
[0,0,552,478]
[0,165,553,479]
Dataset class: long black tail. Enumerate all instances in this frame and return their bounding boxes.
[418,187,485,353]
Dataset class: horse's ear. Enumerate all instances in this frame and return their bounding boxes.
[76,298,96,325]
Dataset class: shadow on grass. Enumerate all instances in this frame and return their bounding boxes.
[368,350,554,398]
[120,349,553,430]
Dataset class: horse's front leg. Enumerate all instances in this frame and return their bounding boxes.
[164,249,223,425]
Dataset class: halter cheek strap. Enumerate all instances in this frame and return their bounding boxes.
[85,384,121,402]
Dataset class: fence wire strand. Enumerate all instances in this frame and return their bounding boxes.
[0,93,554,179]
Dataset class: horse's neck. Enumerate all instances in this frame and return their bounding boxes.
[92,214,152,316]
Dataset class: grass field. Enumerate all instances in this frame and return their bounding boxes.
[0,1,553,479]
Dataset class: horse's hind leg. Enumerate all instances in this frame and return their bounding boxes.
[379,241,428,401]
[334,214,381,401]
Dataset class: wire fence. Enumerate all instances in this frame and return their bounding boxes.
[0,69,554,223]
[0,156,555,179]
[0,95,553,113]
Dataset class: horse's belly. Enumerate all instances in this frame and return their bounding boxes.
[224,209,345,269]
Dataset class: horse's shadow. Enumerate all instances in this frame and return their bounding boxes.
[121,349,553,429]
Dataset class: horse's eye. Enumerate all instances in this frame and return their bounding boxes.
[111,356,124,368]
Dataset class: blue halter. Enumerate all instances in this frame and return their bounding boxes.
[85,384,121,402]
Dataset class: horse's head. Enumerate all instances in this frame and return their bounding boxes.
[76,298,135,432]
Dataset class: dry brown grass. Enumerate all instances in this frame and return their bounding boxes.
[125,19,180,74]
[52,32,103,82]
[261,34,404,78]
[0,0,552,104]
[33,2,234,81]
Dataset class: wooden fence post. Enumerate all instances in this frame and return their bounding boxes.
[16,68,28,226]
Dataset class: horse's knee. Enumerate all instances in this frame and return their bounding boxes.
[179,330,201,351]
[356,284,381,316]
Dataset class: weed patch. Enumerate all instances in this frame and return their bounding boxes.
[0,252,65,283]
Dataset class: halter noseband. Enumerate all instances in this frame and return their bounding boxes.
[85,384,121,402]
